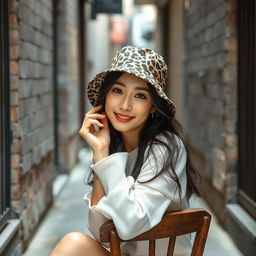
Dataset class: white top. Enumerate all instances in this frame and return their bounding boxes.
[84,135,192,256]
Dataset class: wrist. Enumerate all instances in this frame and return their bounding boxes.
[93,172,99,180]
[93,149,109,164]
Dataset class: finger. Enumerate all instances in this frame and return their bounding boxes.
[101,114,109,129]
[81,112,103,127]
[84,113,106,120]
[86,105,103,115]
[88,119,104,128]
[80,118,103,135]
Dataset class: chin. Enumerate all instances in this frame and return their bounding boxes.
[111,122,131,133]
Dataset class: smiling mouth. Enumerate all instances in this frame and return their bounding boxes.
[114,113,134,122]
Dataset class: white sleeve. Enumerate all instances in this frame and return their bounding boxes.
[84,143,187,241]
[84,190,109,241]
[83,153,128,241]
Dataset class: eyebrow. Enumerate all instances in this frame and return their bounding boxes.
[114,81,150,93]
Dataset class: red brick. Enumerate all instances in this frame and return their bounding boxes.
[10,45,20,60]
[225,52,237,63]
[9,30,19,45]
[11,168,22,184]
[226,25,236,38]
[226,0,237,12]
[226,13,235,25]
[9,0,18,12]
[11,183,21,199]
[11,90,19,106]
[10,75,19,90]
[224,133,237,147]
[10,61,18,75]
[225,147,237,160]
[11,106,19,121]
[9,14,18,29]
[11,153,21,168]
[225,39,237,51]
[12,138,21,153]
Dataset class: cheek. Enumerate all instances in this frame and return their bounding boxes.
[105,94,113,114]
[140,101,153,116]
[135,105,151,120]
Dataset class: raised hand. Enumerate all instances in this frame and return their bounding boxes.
[79,105,110,163]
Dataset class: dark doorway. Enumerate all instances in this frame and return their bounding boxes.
[52,0,61,172]
[0,0,11,230]
[237,0,256,219]
[78,0,87,129]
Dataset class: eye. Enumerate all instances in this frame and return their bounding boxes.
[112,87,122,94]
[135,93,147,99]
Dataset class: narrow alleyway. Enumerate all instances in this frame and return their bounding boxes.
[23,148,92,256]
[23,148,243,256]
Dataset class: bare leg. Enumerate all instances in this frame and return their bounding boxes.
[50,232,110,256]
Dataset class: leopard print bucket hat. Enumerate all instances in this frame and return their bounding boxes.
[86,45,176,116]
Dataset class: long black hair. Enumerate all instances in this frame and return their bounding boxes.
[90,71,200,199]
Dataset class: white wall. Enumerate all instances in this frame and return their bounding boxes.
[86,14,111,83]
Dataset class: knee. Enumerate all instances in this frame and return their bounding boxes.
[61,232,90,245]
[51,232,92,255]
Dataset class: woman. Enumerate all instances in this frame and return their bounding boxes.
[51,46,200,256]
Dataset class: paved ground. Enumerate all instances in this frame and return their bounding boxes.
[23,148,243,256]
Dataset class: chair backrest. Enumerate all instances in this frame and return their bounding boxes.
[100,208,211,256]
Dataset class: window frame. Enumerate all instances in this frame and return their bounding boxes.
[0,0,11,231]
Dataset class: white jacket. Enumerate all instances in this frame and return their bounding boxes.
[84,135,191,256]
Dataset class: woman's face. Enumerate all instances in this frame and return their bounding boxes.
[105,72,154,138]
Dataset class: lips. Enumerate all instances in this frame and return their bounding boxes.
[114,112,134,122]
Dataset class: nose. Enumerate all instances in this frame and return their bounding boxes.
[119,95,132,112]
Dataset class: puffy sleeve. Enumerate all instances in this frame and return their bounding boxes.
[84,139,187,241]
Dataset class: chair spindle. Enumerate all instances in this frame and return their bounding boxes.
[100,209,211,256]
[109,230,121,256]
[166,236,176,256]
[148,239,155,256]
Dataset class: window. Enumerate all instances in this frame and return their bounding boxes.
[238,0,256,219]
[0,0,11,231]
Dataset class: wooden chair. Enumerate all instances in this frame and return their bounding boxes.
[100,208,211,256]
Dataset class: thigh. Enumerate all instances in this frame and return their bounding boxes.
[51,232,110,256]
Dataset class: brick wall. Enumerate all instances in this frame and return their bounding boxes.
[10,0,54,249]
[8,0,82,251]
[185,0,237,223]
[57,0,80,172]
